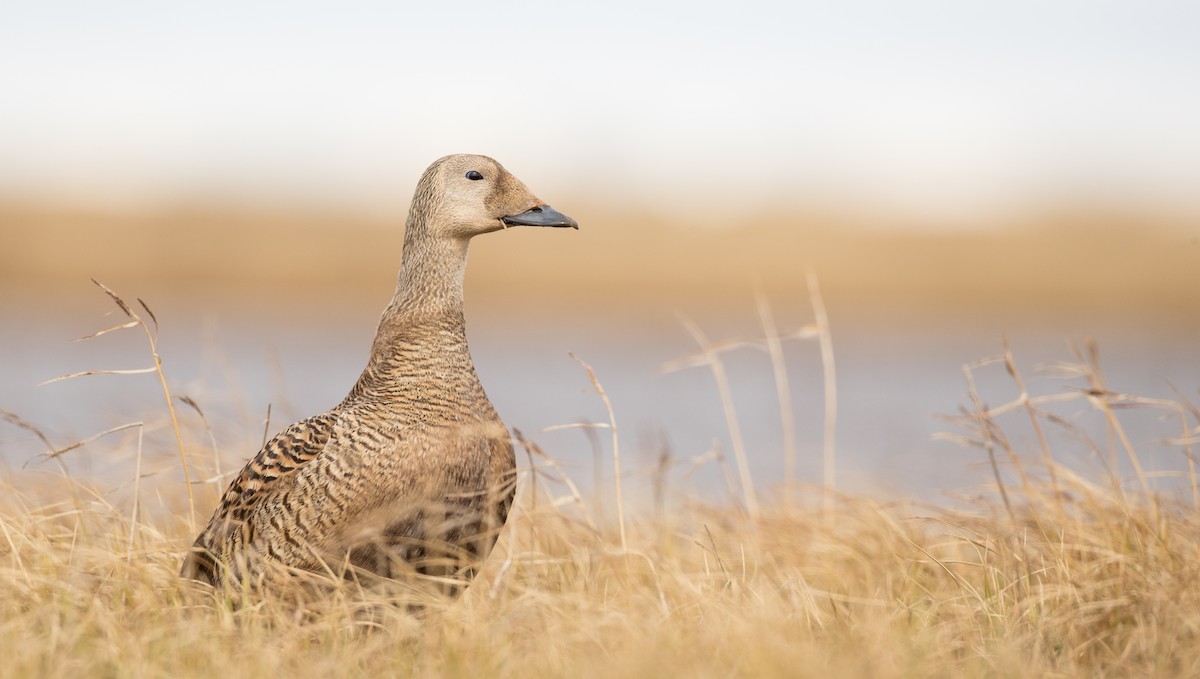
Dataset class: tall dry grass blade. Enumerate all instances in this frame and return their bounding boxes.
[679,316,759,518]
[1184,410,1200,513]
[756,291,798,496]
[1,409,71,477]
[900,533,983,604]
[261,402,273,449]
[1096,391,1197,514]
[570,353,626,551]
[1168,384,1200,512]
[806,271,837,514]
[585,420,606,518]
[515,429,599,534]
[40,367,158,385]
[969,355,1036,501]
[1002,338,1064,520]
[700,525,732,588]
[0,518,32,588]
[513,429,540,550]
[962,362,1017,524]
[74,320,139,341]
[137,298,158,334]
[652,435,672,519]
[179,394,222,499]
[1075,342,1121,482]
[659,337,765,373]
[126,423,145,563]
[537,422,611,434]
[84,280,195,530]
[1177,390,1200,423]
[1072,341,1159,527]
[139,317,194,531]
[35,421,145,462]
[678,439,743,511]
[1040,408,1126,504]
[1108,393,1195,515]
[90,278,133,317]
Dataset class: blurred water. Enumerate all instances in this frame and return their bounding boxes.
[2,293,1197,507]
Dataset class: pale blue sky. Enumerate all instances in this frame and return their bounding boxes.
[2,1,1198,224]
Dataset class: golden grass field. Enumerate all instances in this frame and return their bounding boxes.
[2,273,1199,678]
[4,468,1199,678]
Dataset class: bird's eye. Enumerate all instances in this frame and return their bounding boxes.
[466,171,483,181]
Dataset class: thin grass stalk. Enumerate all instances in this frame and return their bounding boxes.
[554,419,608,520]
[1180,408,1199,512]
[536,454,599,534]
[571,354,626,551]
[1168,385,1200,513]
[963,363,1017,523]
[261,402,273,449]
[1002,339,1064,520]
[806,271,837,514]
[756,291,798,496]
[37,422,144,463]
[661,354,745,510]
[1096,404,1157,511]
[126,423,145,562]
[516,430,599,533]
[516,431,539,552]
[652,438,671,519]
[1076,342,1126,491]
[708,439,746,511]
[179,395,222,501]
[969,356,1039,506]
[1100,392,1199,514]
[1074,341,1159,525]
[588,423,606,519]
[680,317,759,518]
[88,280,196,530]
[1,410,71,478]
[0,518,31,588]
[143,315,195,531]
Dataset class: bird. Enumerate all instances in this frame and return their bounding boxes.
[180,154,578,594]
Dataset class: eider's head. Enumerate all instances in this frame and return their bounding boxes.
[411,154,578,240]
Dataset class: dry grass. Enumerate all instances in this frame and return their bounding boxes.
[4,453,1199,677]
[3,284,1200,678]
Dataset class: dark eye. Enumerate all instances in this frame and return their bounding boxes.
[466,170,483,181]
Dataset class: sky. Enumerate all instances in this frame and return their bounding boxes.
[2,1,1199,224]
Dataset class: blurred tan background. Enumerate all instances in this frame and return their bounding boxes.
[3,200,1198,317]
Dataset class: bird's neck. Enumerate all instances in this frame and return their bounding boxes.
[386,231,470,320]
[341,188,499,421]
[355,229,479,392]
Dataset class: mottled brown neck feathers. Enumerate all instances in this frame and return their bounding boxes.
[365,170,476,382]
[385,160,469,318]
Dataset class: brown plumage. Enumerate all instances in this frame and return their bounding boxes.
[181,154,577,592]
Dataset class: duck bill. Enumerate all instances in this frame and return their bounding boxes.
[501,205,579,229]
